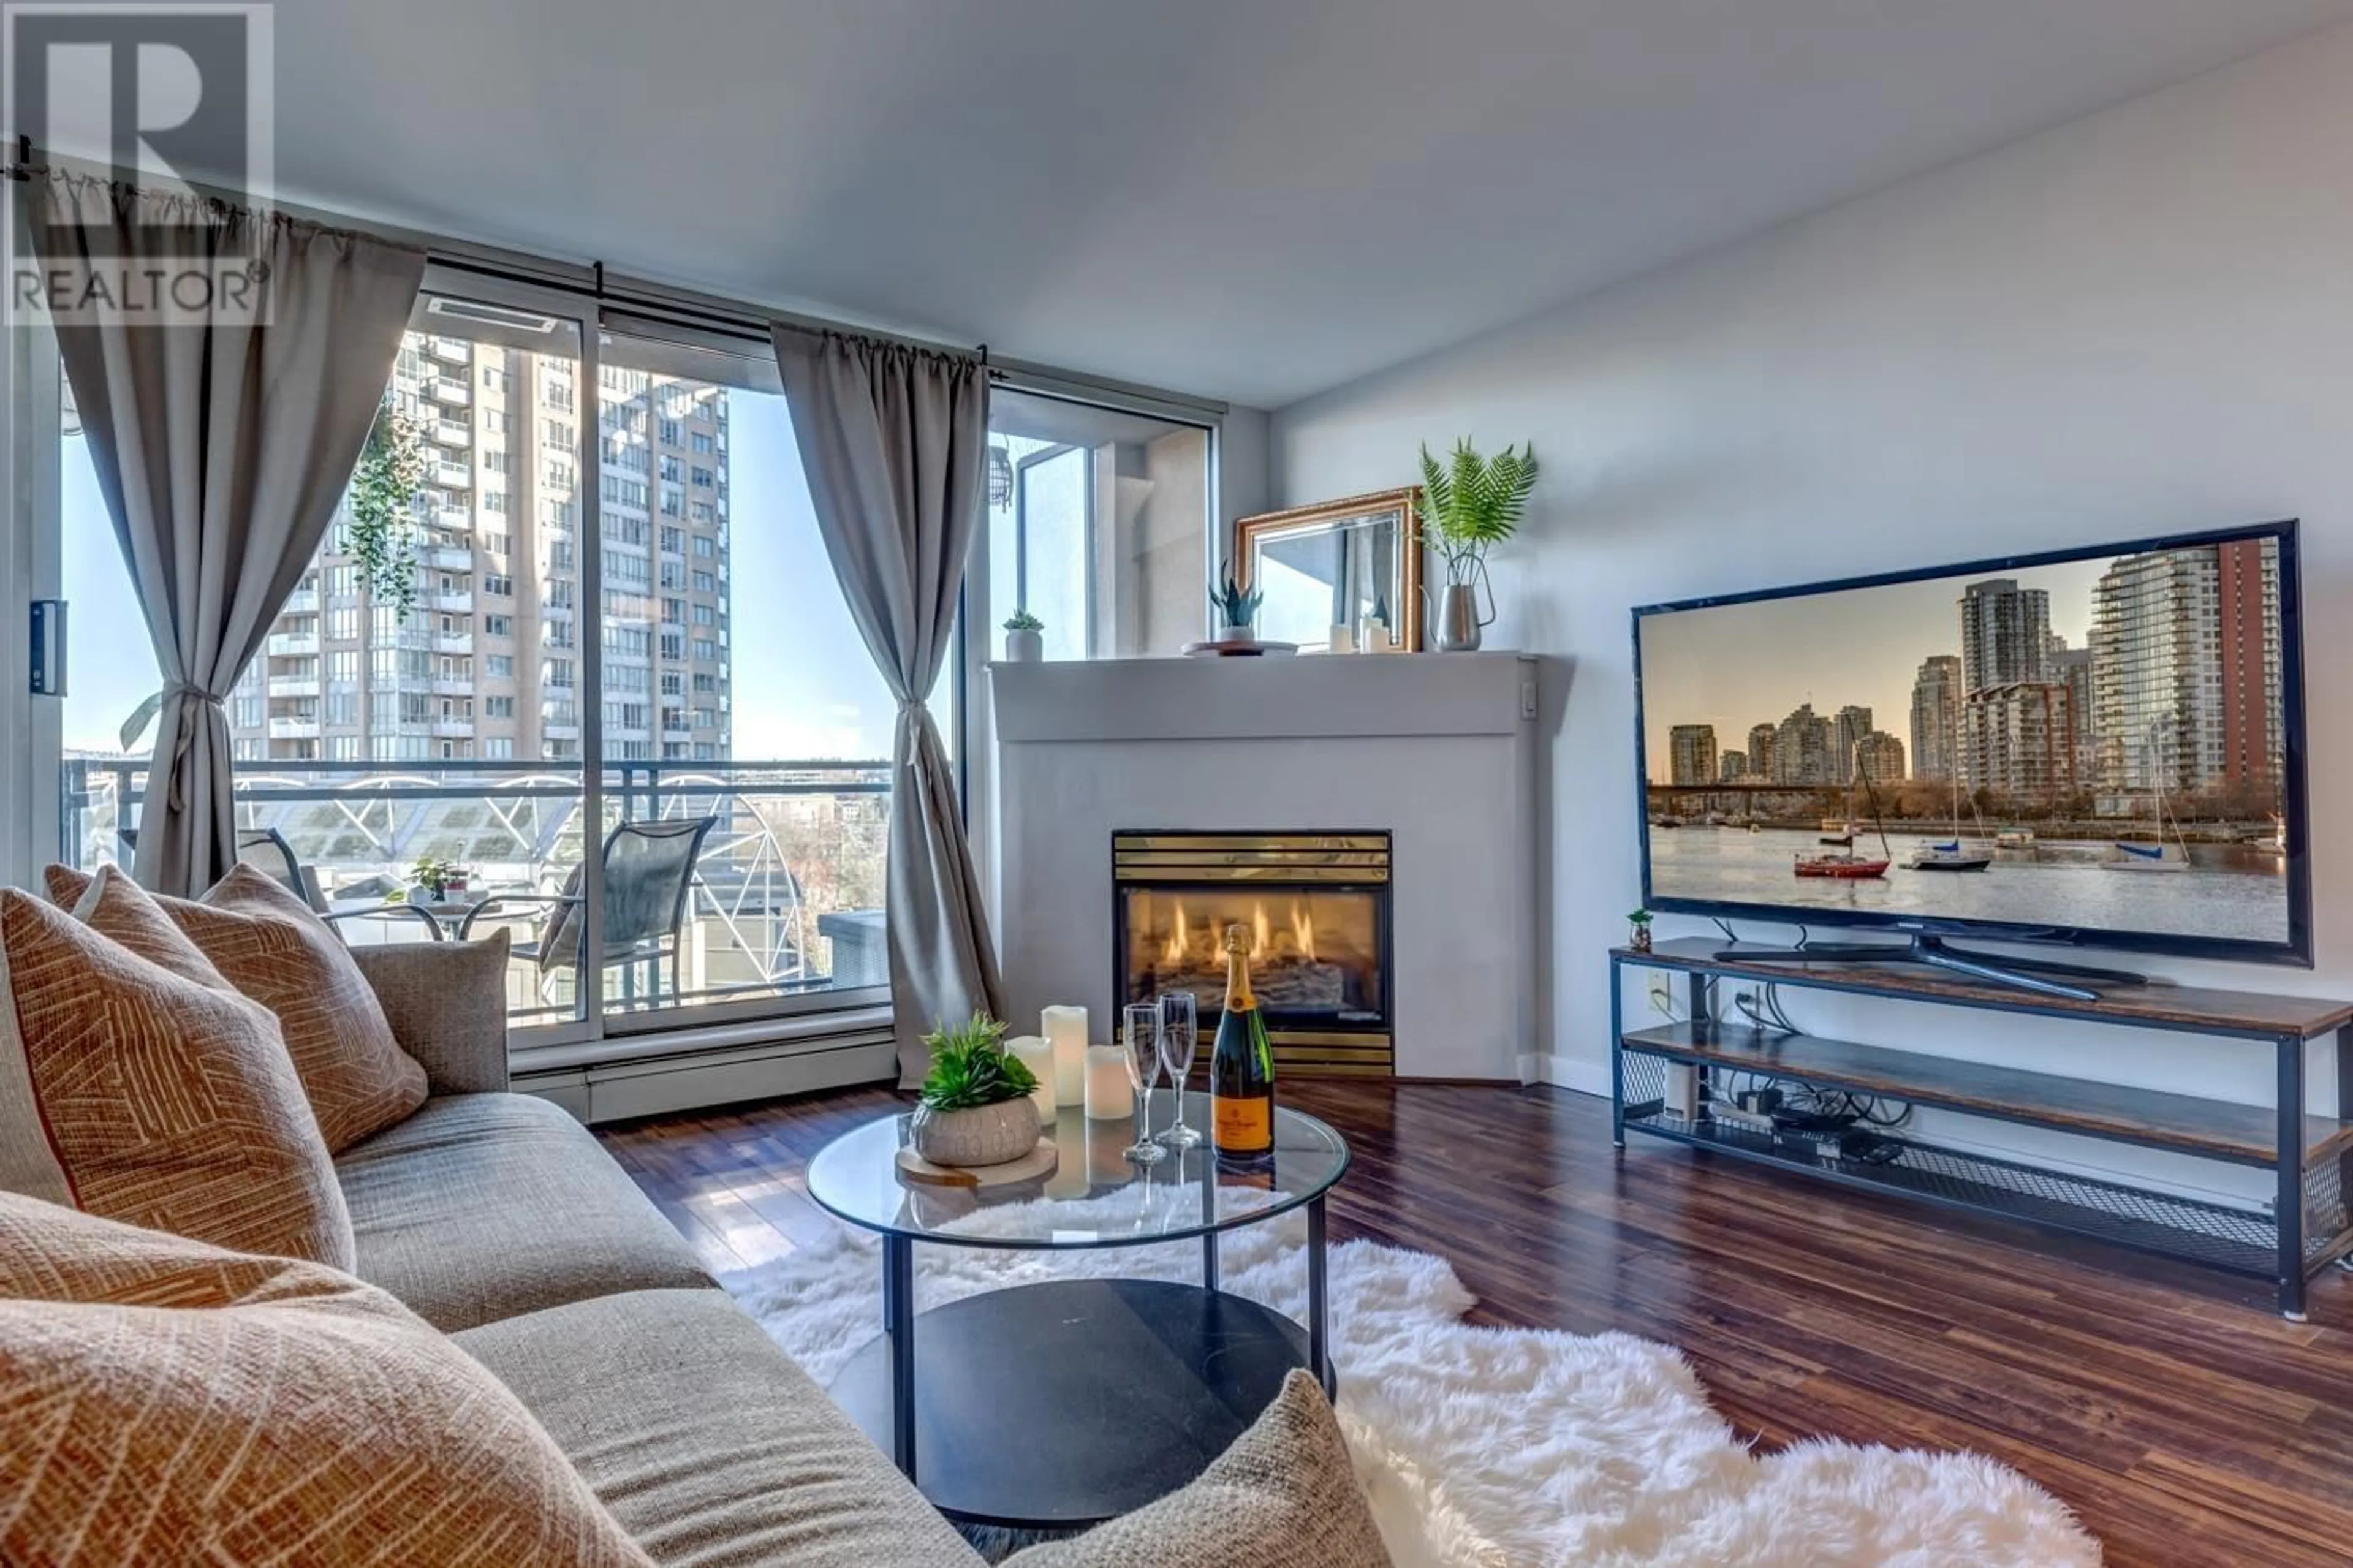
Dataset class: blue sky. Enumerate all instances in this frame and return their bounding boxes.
[63,390,907,761]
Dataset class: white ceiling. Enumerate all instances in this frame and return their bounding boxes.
[252,0,2353,408]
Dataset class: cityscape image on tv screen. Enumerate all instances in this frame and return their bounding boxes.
[1637,529,2300,949]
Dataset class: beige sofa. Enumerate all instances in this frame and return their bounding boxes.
[343,941,987,1566]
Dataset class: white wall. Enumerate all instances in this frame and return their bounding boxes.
[1269,21,2353,1202]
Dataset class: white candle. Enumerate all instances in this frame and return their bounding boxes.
[1084,1044,1132,1120]
[1007,1034,1056,1122]
[1042,1005,1088,1105]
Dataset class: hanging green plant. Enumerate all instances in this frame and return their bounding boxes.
[347,398,428,617]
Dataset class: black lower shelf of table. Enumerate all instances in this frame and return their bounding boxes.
[828,1278,1311,1530]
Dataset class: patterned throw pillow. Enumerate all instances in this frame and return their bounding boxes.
[42,862,431,1151]
[1003,1371,1394,1567]
[0,1192,654,1567]
[161,865,431,1152]
[0,890,355,1267]
[64,864,229,985]
[39,863,89,909]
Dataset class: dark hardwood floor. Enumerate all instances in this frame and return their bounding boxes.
[600,1080,2353,1567]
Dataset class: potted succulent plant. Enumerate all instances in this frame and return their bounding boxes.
[1002,609,1045,663]
[1627,907,1654,954]
[910,1013,1042,1167]
[1210,567,1264,642]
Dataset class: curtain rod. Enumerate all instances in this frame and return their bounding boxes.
[9,140,1229,420]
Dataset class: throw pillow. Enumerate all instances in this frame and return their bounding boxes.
[0,1192,654,1567]
[0,890,354,1267]
[164,863,428,1153]
[65,863,230,985]
[39,863,89,908]
[1003,1371,1393,1567]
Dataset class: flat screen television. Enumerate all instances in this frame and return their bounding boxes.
[1633,520,2311,971]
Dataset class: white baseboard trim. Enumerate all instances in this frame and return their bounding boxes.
[1529,1053,1611,1098]
[517,1025,896,1124]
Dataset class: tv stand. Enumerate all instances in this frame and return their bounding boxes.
[1712,934,2148,1002]
[1612,938,2353,1317]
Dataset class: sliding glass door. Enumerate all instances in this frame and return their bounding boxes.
[40,267,907,1058]
[591,323,897,1032]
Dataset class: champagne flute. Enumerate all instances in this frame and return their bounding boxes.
[1156,991,1202,1148]
[1121,1002,1167,1165]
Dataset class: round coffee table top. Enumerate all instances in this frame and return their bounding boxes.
[806,1092,1347,1250]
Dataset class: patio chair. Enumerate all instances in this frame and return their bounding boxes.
[459,816,718,1003]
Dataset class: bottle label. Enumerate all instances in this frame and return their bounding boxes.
[1214,1094,1271,1152]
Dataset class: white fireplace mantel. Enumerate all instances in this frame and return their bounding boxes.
[990,653,1547,1081]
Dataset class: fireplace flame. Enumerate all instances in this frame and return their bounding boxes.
[1161,901,1190,966]
[1150,894,1324,971]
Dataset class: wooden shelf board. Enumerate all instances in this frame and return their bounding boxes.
[1618,938,2353,1040]
[1622,1020,2352,1167]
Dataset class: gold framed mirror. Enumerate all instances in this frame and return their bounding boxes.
[1234,487,1422,653]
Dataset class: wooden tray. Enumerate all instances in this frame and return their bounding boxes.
[894,1137,1059,1189]
[1181,638,1299,658]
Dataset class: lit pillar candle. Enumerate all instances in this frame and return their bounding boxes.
[1007,1035,1056,1122]
[1084,1044,1132,1120]
[1042,1005,1088,1105]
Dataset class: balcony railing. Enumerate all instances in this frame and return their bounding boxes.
[61,756,893,1033]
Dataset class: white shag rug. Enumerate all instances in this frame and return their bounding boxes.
[727,1187,2100,1567]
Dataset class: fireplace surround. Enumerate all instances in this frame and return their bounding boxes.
[991,654,1544,1083]
[1113,831,1394,1077]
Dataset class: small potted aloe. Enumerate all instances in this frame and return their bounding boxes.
[1002,609,1044,664]
[911,1013,1042,1167]
[1210,566,1264,642]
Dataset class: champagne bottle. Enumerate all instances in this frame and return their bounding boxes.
[1211,922,1275,1163]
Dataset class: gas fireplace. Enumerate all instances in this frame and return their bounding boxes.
[1112,831,1393,1076]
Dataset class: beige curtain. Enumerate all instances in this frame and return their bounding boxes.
[43,169,425,896]
[773,327,1006,1085]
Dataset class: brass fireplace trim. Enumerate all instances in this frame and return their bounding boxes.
[1113,833,1392,886]
[1272,1031,1395,1074]
[1114,830,1396,1079]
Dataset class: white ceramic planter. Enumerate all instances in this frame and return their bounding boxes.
[1005,627,1044,663]
[909,1096,1042,1168]
[1219,623,1256,643]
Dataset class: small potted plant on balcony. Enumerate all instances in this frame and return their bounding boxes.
[1002,609,1045,664]
[910,1013,1042,1168]
[1210,566,1264,643]
[406,856,471,907]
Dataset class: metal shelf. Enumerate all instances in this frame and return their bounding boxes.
[1612,947,2353,1317]
[1618,1055,2278,1276]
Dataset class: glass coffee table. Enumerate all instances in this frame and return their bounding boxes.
[805,1091,1349,1530]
